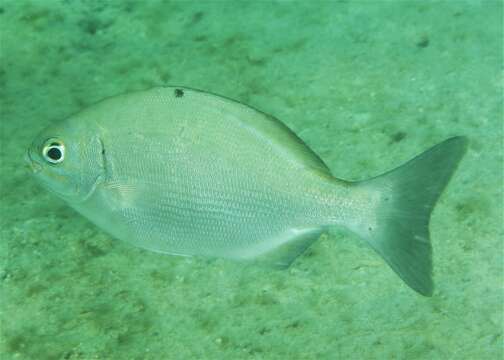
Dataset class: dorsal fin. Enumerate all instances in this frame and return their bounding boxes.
[171,86,332,176]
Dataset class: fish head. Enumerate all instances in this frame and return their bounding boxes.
[26,116,105,203]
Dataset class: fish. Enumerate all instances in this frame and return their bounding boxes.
[26,86,467,296]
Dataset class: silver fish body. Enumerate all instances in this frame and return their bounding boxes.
[27,86,467,295]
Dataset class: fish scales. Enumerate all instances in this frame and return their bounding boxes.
[27,86,467,295]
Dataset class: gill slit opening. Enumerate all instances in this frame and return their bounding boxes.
[76,136,107,203]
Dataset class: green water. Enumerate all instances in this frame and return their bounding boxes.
[1,1,502,359]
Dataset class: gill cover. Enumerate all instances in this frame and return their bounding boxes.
[28,124,105,203]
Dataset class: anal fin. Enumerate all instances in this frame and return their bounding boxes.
[253,228,324,269]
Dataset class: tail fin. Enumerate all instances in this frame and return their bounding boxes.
[354,137,468,296]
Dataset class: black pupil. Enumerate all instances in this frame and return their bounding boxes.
[47,147,62,161]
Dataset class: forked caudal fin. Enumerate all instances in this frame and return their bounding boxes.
[352,137,468,296]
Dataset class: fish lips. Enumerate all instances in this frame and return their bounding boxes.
[25,147,42,174]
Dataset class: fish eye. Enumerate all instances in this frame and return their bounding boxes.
[42,139,65,164]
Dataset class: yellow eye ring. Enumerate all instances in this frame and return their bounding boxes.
[42,139,65,164]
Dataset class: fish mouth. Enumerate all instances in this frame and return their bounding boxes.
[25,149,42,174]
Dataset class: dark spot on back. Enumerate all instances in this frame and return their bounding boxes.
[455,199,478,221]
[174,88,184,97]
